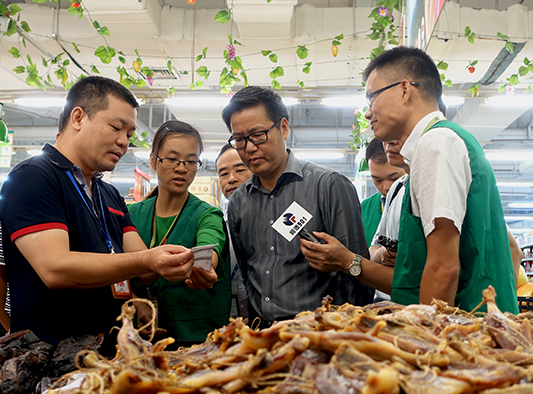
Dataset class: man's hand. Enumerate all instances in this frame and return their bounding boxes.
[300,232,354,273]
[185,266,218,290]
[143,245,194,282]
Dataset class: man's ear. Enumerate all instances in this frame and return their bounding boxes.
[70,107,85,132]
[280,117,290,140]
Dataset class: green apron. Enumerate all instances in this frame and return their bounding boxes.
[361,192,383,248]
[393,120,518,314]
[129,194,231,341]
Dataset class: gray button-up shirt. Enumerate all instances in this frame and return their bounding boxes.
[228,150,374,324]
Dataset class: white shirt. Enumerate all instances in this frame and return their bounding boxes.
[400,111,471,237]
[371,174,408,246]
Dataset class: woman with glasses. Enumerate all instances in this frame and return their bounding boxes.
[129,120,231,344]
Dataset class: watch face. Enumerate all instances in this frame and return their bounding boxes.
[349,263,361,277]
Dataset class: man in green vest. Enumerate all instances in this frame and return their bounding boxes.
[301,46,518,314]
[361,138,406,248]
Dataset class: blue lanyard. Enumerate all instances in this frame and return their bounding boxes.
[66,171,115,254]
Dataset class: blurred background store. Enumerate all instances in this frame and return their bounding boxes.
[0,0,533,236]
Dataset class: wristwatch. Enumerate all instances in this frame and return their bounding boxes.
[348,254,363,277]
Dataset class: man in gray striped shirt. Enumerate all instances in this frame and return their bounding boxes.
[223,86,374,327]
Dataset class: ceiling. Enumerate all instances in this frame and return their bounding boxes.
[1,0,533,233]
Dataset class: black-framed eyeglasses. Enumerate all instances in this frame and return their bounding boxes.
[156,157,202,170]
[366,81,421,108]
[228,120,281,150]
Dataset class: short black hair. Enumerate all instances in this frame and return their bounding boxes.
[215,143,233,167]
[362,46,442,105]
[365,137,387,165]
[58,76,139,133]
[221,86,289,132]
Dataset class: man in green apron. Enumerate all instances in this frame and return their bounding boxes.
[302,47,517,314]
[361,138,406,248]
[361,46,517,313]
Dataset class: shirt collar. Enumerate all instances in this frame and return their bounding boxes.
[43,143,103,182]
[400,111,444,167]
[245,149,303,193]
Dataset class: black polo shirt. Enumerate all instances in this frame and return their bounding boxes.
[0,143,136,345]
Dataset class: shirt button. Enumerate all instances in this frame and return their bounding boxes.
[269,195,274,200]
[266,270,270,274]
[265,297,270,302]
[269,220,274,224]
[270,246,274,251]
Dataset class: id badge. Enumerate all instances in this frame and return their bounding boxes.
[111,280,132,299]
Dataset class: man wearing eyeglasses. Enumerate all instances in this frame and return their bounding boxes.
[222,86,374,327]
[305,47,517,314]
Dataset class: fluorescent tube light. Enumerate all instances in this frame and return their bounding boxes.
[508,202,533,209]
[165,96,230,107]
[485,150,533,161]
[201,151,220,161]
[27,149,42,156]
[505,216,533,221]
[321,96,366,108]
[133,151,150,160]
[441,95,465,106]
[282,97,299,106]
[497,181,533,188]
[485,95,533,107]
[15,97,66,107]
[293,150,345,160]
[110,177,135,184]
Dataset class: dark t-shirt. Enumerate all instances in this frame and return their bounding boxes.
[0,144,136,345]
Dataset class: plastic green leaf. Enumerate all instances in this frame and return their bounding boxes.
[467,33,475,44]
[12,66,25,74]
[526,85,532,94]
[498,85,506,93]
[505,41,514,53]
[8,47,20,58]
[335,34,344,40]
[519,66,529,77]
[509,74,519,85]
[269,66,284,79]
[98,26,110,36]
[464,26,471,37]
[41,57,48,67]
[22,37,26,48]
[296,46,308,59]
[202,47,208,58]
[302,62,312,74]
[215,10,231,24]
[440,73,445,81]
[269,53,278,63]
[261,50,272,56]
[298,79,305,88]
[436,61,448,70]
[72,42,80,53]
[8,4,22,14]
[20,21,31,32]
[445,79,453,88]
[167,60,173,74]
[91,65,100,74]
[94,46,115,64]
[196,66,210,78]
[233,39,243,46]
[118,56,125,64]
[271,80,281,89]
[68,5,83,19]
[525,57,530,65]
[196,54,203,62]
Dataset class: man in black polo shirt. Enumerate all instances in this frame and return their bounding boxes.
[0,76,195,346]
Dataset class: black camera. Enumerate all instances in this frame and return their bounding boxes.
[376,235,398,252]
